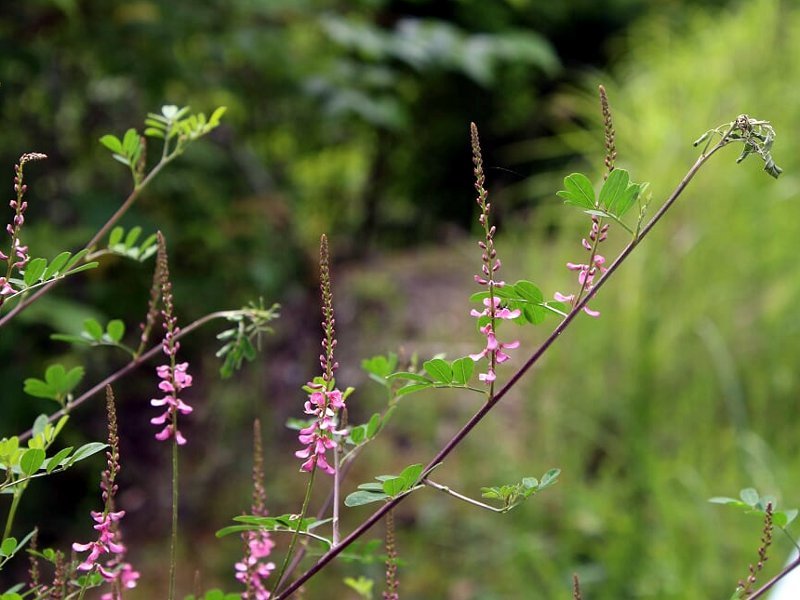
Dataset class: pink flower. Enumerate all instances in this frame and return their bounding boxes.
[295,384,345,475]
[555,217,609,317]
[72,509,140,592]
[235,528,276,599]
[151,361,193,445]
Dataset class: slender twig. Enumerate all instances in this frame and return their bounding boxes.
[274,135,733,599]
[17,310,239,442]
[271,467,318,596]
[748,553,800,599]
[423,478,504,513]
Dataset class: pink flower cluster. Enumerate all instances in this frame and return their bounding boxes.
[235,528,276,599]
[151,362,193,445]
[72,510,140,595]
[554,217,609,318]
[469,297,521,382]
[295,385,345,475]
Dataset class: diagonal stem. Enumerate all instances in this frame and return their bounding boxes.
[274,140,730,599]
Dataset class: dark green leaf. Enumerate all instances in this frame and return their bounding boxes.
[345,490,389,507]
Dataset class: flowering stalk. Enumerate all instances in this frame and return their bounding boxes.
[0,152,46,306]
[468,123,520,392]
[72,386,140,599]
[236,420,276,599]
[555,86,618,317]
[273,235,349,595]
[736,503,773,597]
[383,510,399,600]
[149,232,193,600]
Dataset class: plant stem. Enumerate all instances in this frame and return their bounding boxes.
[271,467,317,596]
[3,488,23,539]
[748,552,800,599]
[422,478,503,512]
[274,136,732,599]
[168,438,179,600]
[332,443,341,547]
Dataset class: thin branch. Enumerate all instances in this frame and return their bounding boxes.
[17,310,238,442]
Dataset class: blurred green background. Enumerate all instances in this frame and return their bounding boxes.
[2,0,800,597]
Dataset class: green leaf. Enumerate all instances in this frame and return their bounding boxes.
[557,173,595,208]
[84,319,104,340]
[124,226,142,248]
[739,488,759,507]
[99,135,123,154]
[106,320,125,343]
[345,490,389,507]
[424,358,452,383]
[20,448,46,475]
[45,447,73,473]
[43,252,72,280]
[387,372,430,384]
[32,414,49,437]
[23,258,47,286]
[1,537,17,557]
[598,168,630,213]
[65,442,108,467]
[513,280,543,303]
[65,248,90,270]
[451,357,474,385]
[108,226,124,246]
[382,477,407,497]
[366,413,382,438]
[122,128,139,157]
[63,366,84,392]
[399,463,424,487]
[395,383,434,397]
[349,426,366,444]
[538,468,560,490]
[23,378,55,400]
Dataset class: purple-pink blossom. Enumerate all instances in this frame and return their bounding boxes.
[235,529,276,599]
[295,385,345,475]
[469,297,521,382]
[555,217,609,317]
[150,361,193,445]
[72,509,140,593]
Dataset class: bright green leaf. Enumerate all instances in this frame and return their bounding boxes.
[557,173,595,208]
[424,358,452,383]
[20,448,46,475]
